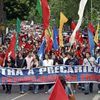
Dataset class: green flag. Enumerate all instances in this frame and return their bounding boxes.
[16,18,21,51]
[36,0,42,17]
[16,18,21,33]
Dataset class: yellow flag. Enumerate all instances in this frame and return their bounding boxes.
[59,12,68,47]
[94,23,99,44]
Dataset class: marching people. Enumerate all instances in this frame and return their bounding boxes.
[15,51,27,94]
[65,52,79,93]
[95,49,100,94]
[0,19,99,97]
[25,52,34,69]
[42,54,54,93]
[4,55,15,94]
[31,54,39,93]
[83,52,96,94]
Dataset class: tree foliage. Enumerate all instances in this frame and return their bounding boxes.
[3,0,100,25]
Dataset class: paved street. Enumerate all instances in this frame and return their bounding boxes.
[0,84,100,100]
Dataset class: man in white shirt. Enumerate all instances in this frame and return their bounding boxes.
[83,52,95,94]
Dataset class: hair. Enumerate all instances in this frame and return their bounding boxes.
[59,76,67,89]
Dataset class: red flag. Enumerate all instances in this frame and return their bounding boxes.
[5,33,16,59]
[41,0,50,29]
[75,31,83,44]
[49,78,69,100]
[70,21,76,31]
[88,22,95,34]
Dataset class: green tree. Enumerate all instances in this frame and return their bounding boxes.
[3,0,100,26]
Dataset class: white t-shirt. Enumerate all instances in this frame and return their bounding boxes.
[43,59,53,66]
[83,57,95,72]
[83,57,95,66]
[25,56,33,69]
[63,57,68,64]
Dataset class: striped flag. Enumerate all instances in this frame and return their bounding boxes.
[45,28,53,53]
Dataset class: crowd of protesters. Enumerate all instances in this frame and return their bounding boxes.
[0,20,100,95]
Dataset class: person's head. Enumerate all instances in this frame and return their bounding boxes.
[45,54,49,59]
[96,49,100,57]
[85,52,91,58]
[18,52,23,58]
[28,52,32,57]
[59,76,66,89]
[7,61,11,67]
[67,52,73,59]
[32,53,37,59]
[65,52,68,57]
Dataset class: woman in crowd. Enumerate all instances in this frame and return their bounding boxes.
[4,56,15,94]
[43,54,54,67]
[31,54,39,93]
[16,51,27,94]
[42,54,54,93]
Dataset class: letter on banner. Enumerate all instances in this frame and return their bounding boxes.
[1,69,6,75]
[68,66,74,73]
[39,68,47,74]
[47,67,54,74]
[28,69,34,75]
[74,66,78,73]
[55,66,60,73]
[60,66,67,73]
[7,69,15,75]
[98,67,100,73]
[78,66,83,72]
[16,69,23,76]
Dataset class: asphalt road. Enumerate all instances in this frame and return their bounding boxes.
[0,84,100,100]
